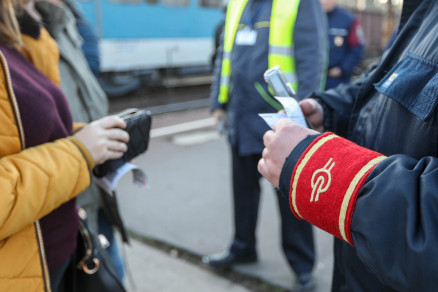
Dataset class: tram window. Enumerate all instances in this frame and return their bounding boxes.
[146,0,158,4]
[162,0,189,6]
[199,0,222,8]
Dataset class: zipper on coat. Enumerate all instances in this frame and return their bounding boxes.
[0,51,51,292]
[35,221,51,292]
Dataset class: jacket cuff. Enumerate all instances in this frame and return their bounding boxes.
[72,122,86,133]
[210,103,227,112]
[288,132,386,245]
[311,95,333,131]
[279,134,321,196]
[67,137,95,170]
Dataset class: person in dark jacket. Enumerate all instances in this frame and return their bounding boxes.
[258,0,438,291]
[320,0,365,90]
[204,0,327,290]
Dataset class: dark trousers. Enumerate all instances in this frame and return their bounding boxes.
[229,147,315,275]
[50,253,73,292]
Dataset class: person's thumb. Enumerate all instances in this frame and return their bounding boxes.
[300,99,317,116]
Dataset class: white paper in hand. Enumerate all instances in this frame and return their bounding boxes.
[259,96,307,129]
[275,97,307,127]
[258,112,286,129]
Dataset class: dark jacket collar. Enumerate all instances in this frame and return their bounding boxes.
[17,10,41,39]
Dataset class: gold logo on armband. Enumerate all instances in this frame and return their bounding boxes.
[310,158,335,202]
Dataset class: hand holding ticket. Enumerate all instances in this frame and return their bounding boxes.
[260,66,311,129]
[259,96,308,129]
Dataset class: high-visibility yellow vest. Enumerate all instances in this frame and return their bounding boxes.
[218,0,300,104]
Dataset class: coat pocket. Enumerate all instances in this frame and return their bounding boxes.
[374,53,438,122]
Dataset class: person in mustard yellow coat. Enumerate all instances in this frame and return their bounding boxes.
[0,1,129,290]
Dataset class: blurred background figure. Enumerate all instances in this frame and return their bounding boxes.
[320,0,365,90]
[204,0,327,291]
[65,0,101,76]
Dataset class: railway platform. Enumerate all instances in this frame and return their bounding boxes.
[109,95,334,292]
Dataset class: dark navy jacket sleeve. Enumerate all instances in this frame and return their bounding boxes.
[280,136,438,291]
[351,155,438,291]
[312,82,360,137]
[312,61,380,137]
[294,0,327,100]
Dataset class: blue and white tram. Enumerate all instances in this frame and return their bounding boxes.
[76,0,224,74]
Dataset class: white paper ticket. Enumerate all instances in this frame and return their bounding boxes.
[259,96,307,129]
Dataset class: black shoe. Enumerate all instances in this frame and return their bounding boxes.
[202,250,257,269]
[293,273,315,292]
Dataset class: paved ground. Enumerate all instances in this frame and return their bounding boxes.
[113,106,334,292]
[123,239,253,292]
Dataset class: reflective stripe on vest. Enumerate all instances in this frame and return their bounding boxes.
[269,0,300,90]
[219,0,300,104]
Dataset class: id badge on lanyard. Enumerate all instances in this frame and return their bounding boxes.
[235,27,258,46]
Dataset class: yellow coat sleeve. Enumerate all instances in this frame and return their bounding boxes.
[0,138,91,241]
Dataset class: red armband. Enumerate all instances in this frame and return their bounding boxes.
[289,133,386,245]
